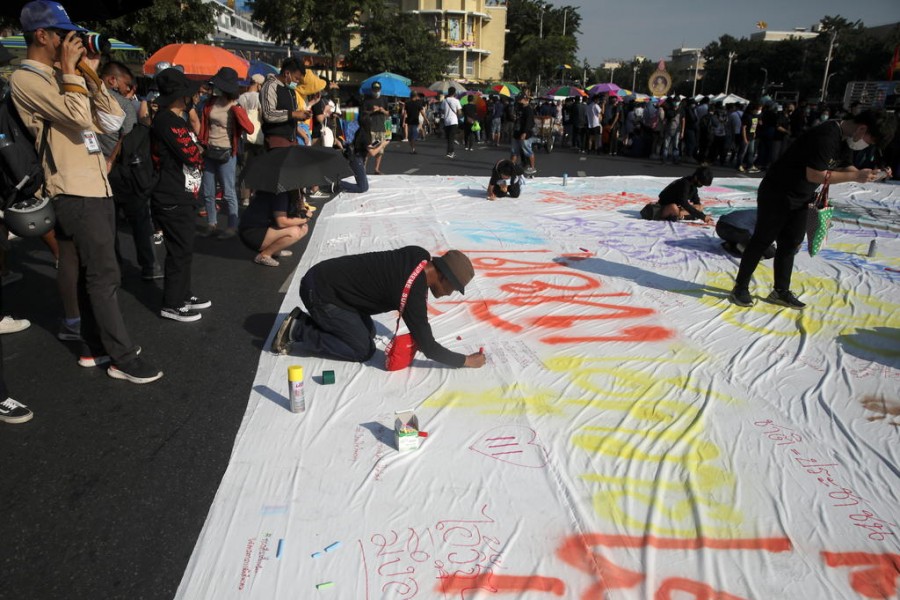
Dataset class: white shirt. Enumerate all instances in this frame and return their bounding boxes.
[442,97,462,126]
[588,103,602,128]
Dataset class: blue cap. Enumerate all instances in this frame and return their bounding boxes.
[20,1,86,33]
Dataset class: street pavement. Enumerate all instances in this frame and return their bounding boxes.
[0,134,761,599]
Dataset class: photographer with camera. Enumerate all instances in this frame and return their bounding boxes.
[9,0,163,384]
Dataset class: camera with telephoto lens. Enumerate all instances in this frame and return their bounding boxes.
[77,32,111,55]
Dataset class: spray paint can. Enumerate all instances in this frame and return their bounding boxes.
[867,239,877,258]
[288,366,306,413]
[562,173,568,186]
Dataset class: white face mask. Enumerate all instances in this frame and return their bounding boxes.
[846,136,870,151]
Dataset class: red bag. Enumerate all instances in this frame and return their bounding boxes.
[385,260,428,371]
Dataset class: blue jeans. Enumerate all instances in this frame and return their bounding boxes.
[511,136,534,159]
[661,132,680,162]
[294,272,376,362]
[202,155,238,228]
[339,156,369,194]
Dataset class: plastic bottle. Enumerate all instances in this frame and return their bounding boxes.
[288,366,306,413]
[562,173,568,186]
[867,240,877,258]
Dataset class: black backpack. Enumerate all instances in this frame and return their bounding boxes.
[108,123,158,201]
[0,90,48,209]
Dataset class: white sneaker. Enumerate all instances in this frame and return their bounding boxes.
[308,190,330,199]
[0,316,30,335]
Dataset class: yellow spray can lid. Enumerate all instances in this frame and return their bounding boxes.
[288,365,304,381]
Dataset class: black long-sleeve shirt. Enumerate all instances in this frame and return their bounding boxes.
[151,109,203,204]
[658,176,706,220]
[308,246,466,367]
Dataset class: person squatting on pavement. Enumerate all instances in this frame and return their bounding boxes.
[271,247,487,369]
[486,159,525,200]
[656,166,714,224]
[11,0,162,383]
[729,109,895,310]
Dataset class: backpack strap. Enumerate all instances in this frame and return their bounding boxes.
[392,260,428,336]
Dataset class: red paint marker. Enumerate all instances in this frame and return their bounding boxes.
[579,247,589,253]
[418,431,428,438]
[479,347,484,354]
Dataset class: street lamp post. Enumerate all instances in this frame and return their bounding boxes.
[536,7,545,95]
[632,65,638,91]
[819,29,837,102]
[692,49,701,97]
[609,65,617,84]
[760,67,768,97]
[725,51,737,95]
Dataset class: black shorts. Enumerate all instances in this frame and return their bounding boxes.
[238,226,267,252]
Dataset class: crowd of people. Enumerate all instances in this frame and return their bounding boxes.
[1,0,896,425]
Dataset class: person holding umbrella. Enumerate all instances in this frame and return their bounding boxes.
[150,68,211,322]
[198,66,254,238]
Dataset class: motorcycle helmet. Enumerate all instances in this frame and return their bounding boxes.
[2,196,55,237]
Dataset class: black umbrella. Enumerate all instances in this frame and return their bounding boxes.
[241,146,350,194]
[1,0,154,20]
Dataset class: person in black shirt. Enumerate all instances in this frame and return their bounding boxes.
[335,114,383,194]
[487,159,524,200]
[729,110,895,309]
[657,167,714,224]
[362,81,390,174]
[511,94,536,174]
[150,68,211,323]
[404,92,425,153]
[271,247,487,368]
[238,191,309,266]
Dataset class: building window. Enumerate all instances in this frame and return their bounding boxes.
[448,18,460,41]
[431,15,442,38]
[466,56,475,76]
[465,20,474,41]
[447,57,460,76]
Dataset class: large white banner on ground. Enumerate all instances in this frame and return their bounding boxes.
[177,175,899,599]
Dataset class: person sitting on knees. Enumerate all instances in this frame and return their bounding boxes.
[238,191,309,267]
[657,166,714,224]
[716,209,776,259]
[487,159,525,200]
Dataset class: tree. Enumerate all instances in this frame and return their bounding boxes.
[250,0,378,82]
[82,0,217,55]
[504,0,582,90]
[346,11,451,85]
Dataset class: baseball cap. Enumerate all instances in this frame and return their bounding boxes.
[251,73,265,85]
[20,1,86,32]
[432,250,475,294]
[372,81,382,90]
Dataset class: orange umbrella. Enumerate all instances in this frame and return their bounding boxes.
[143,43,250,79]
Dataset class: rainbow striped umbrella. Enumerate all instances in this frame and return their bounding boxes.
[488,83,521,97]
[547,85,587,98]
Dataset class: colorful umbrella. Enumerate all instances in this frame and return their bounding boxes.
[488,83,520,97]
[547,85,587,98]
[143,43,249,79]
[587,83,621,95]
[241,60,278,85]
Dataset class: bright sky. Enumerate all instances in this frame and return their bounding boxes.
[570,0,900,65]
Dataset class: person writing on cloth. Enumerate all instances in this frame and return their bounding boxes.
[271,247,487,369]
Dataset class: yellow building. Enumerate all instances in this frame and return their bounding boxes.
[396,0,508,82]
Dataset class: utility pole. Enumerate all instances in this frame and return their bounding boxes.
[725,51,736,95]
[562,8,567,37]
[632,65,638,91]
[692,49,701,96]
[536,7,545,95]
[820,29,837,102]
[760,67,768,97]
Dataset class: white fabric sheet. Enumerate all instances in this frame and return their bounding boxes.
[176,176,899,599]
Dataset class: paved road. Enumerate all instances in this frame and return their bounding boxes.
[0,134,760,599]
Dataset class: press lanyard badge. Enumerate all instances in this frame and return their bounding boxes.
[82,130,101,154]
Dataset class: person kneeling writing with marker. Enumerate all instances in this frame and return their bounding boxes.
[271,247,486,369]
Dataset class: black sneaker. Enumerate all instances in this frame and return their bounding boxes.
[0,398,33,424]
[766,289,806,309]
[161,306,202,322]
[184,296,212,310]
[107,357,163,384]
[271,307,303,355]
[729,287,754,307]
